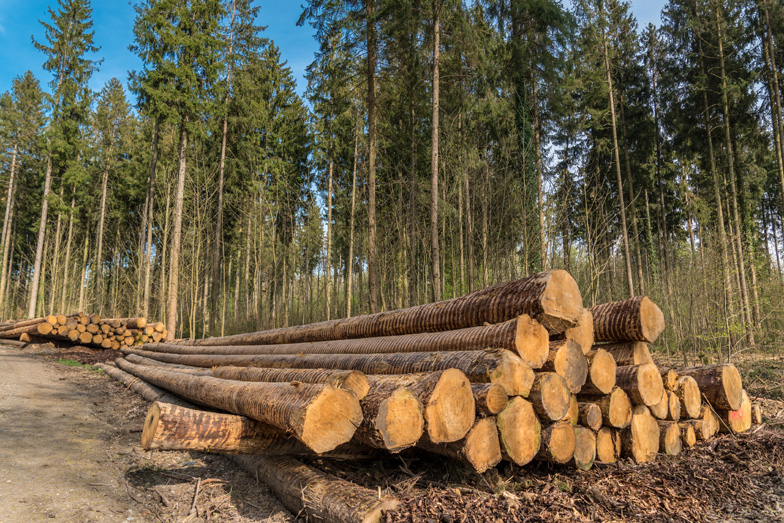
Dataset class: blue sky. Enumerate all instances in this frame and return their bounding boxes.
[0,0,666,101]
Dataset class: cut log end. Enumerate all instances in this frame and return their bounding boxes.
[562,309,595,355]
[472,383,508,416]
[584,348,616,395]
[561,395,578,425]
[666,391,681,422]
[461,417,503,473]
[573,426,596,471]
[578,402,602,431]
[490,351,535,397]
[719,390,752,434]
[679,423,697,448]
[678,364,743,411]
[301,387,363,454]
[514,314,549,369]
[337,370,371,400]
[141,401,163,450]
[537,269,584,333]
[546,339,588,393]
[529,372,571,421]
[677,376,701,419]
[622,405,660,464]
[616,363,663,407]
[497,397,541,466]
[371,387,424,452]
[639,297,666,344]
[596,427,621,464]
[537,421,575,464]
[422,369,475,444]
[658,421,682,456]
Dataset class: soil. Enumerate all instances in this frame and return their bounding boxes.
[3,342,784,522]
[0,343,294,523]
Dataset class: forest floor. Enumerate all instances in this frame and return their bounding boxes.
[1,343,784,522]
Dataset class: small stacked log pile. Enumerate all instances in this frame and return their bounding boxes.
[88,270,760,523]
[0,314,166,350]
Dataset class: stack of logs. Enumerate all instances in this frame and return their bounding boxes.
[0,314,166,350]
[93,270,759,523]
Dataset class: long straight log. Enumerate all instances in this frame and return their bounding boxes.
[578,387,632,429]
[615,363,663,406]
[418,417,502,473]
[0,322,48,339]
[676,364,743,411]
[580,348,616,395]
[96,363,192,407]
[233,455,398,523]
[597,341,653,366]
[496,397,541,466]
[0,317,45,333]
[589,296,665,343]
[140,315,550,370]
[142,402,375,458]
[123,348,534,397]
[187,270,583,346]
[114,358,362,453]
[542,340,588,393]
[123,354,213,375]
[367,370,474,443]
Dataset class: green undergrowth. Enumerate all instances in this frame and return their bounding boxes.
[57,358,102,373]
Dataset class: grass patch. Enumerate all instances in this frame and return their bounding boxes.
[57,358,102,373]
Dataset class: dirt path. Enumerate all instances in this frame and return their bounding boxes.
[0,344,294,523]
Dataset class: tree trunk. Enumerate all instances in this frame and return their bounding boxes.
[28,153,53,318]
[166,119,189,341]
[429,0,441,303]
[59,195,75,312]
[619,94,645,294]
[95,167,109,313]
[601,7,634,298]
[211,366,369,400]
[0,143,17,313]
[676,364,742,411]
[598,340,653,366]
[366,0,379,314]
[347,130,358,318]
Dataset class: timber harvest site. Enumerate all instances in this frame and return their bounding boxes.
[4,0,784,521]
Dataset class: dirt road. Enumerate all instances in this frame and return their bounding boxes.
[0,344,294,522]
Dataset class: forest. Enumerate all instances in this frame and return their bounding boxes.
[1,0,783,361]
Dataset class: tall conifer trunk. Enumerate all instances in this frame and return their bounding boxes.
[430,0,441,302]
[167,119,189,341]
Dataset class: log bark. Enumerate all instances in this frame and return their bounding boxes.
[676,364,743,411]
[535,421,575,464]
[676,376,701,419]
[578,387,632,429]
[718,390,751,434]
[124,348,534,397]
[573,425,596,471]
[578,402,602,431]
[367,370,474,443]
[114,358,362,453]
[542,340,588,393]
[211,366,370,400]
[233,455,398,523]
[621,405,660,463]
[581,348,616,395]
[528,372,571,421]
[595,427,621,463]
[615,363,663,406]
[589,296,665,343]
[142,402,373,457]
[472,383,508,416]
[142,315,550,370]
[496,397,541,466]
[418,417,502,473]
[125,353,212,374]
[186,270,583,346]
[657,421,682,456]
[597,341,653,366]
[552,308,594,355]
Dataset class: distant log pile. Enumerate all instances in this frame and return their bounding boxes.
[86,270,759,523]
[0,314,166,349]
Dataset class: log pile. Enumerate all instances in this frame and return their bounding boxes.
[0,314,166,350]
[88,270,760,523]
